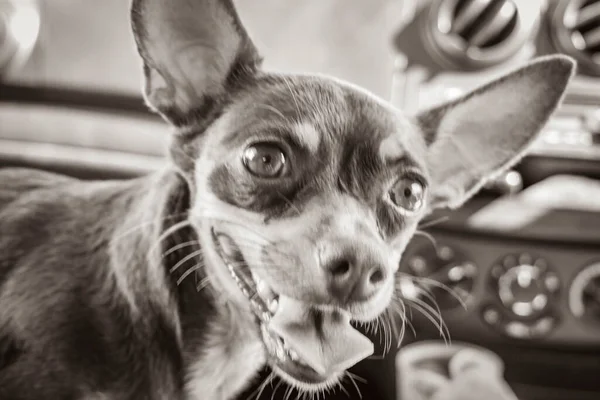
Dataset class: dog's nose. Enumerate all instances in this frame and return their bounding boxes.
[322,247,387,304]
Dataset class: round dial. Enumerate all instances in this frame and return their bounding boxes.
[569,262,600,325]
[405,244,477,310]
[492,254,558,318]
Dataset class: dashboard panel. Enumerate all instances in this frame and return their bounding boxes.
[393,1,600,398]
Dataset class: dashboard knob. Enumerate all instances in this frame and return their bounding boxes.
[494,254,556,318]
[405,244,477,310]
[569,262,600,326]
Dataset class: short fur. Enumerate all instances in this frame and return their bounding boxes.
[0,0,575,399]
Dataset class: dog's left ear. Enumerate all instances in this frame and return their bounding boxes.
[130,0,262,126]
[417,55,576,209]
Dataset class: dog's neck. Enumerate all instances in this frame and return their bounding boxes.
[112,167,266,399]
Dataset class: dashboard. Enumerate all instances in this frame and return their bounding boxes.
[394,1,600,399]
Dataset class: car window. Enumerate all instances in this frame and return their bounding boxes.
[3,0,403,99]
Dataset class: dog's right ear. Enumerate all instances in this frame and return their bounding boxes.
[130,0,262,126]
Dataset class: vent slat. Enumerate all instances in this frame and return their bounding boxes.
[583,26,600,49]
[574,2,600,30]
[470,1,517,47]
[448,0,518,49]
[451,0,493,35]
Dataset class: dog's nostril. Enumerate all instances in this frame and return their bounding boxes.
[328,259,351,277]
[369,267,385,285]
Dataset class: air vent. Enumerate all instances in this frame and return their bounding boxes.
[550,0,600,76]
[420,0,542,70]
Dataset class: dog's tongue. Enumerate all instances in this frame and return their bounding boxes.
[268,295,374,376]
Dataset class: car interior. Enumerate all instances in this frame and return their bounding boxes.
[1,1,599,399]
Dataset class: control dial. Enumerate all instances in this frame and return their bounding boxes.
[491,254,559,318]
[405,244,477,310]
[485,253,560,339]
[569,262,600,326]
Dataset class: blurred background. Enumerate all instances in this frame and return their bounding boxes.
[1,1,600,400]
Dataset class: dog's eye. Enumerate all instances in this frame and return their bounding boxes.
[242,143,287,178]
[388,177,425,212]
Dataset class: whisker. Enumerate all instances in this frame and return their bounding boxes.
[148,219,193,258]
[414,290,451,342]
[407,300,444,342]
[162,240,200,258]
[346,371,367,385]
[284,386,293,400]
[271,380,284,400]
[177,262,205,286]
[390,297,417,345]
[407,275,468,310]
[247,371,275,400]
[193,209,276,245]
[346,374,362,400]
[337,381,350,398]
[275,190,302,216]
[413,230,439,253]
[169,249,204,273]
[282,76,302,118]
[196,276,211,292]
[254,103,287,121]
[114,212,187,240]
[407,298,451,345]
[418,215,449,230]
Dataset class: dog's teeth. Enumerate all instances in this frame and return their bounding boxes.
[261,311,272,322]
[256,279,277,302]
[268,298,279,313]
[251,298,266,314]
[241,288,249,297]
[287,348,300,362]
[274,337,287,361]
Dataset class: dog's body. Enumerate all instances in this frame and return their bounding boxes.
[0,167,266,400]
[0,0,576,399]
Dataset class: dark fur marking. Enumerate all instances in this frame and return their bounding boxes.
[208,78,423,236]
[0,331,22,371]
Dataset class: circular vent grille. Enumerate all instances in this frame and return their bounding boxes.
[550,0,600,76]
[421,0,540,70]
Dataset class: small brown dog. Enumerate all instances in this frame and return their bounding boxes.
[0,0,574,399]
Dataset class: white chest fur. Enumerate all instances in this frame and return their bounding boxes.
[184,313,267,400]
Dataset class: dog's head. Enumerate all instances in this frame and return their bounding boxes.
[130,0,575,391]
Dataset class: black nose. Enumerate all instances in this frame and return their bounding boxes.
[322,247,387,304]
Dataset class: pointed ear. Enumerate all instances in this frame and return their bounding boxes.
[130,0,262,126]
[417,55,576,210]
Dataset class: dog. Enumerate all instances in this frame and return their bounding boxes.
[0,0,575,399]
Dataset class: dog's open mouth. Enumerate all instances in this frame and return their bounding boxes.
[211,228,374,387]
